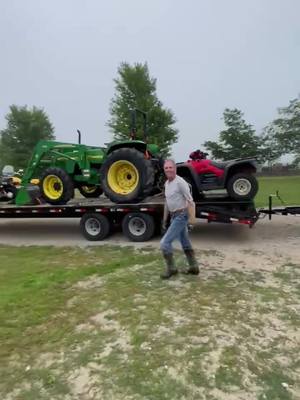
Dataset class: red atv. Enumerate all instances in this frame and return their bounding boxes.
[176,150,258,201]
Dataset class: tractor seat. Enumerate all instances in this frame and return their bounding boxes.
[210,161,228,170]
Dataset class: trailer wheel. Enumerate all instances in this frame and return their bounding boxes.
[80,213,110,241]
[122,213,155,242]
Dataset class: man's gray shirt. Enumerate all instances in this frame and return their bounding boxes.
[165,175,193,212]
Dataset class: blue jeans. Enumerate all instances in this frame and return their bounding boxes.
[160,210,192,254]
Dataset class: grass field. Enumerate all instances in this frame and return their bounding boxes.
[0,245,299,400]
[255,175,300,207]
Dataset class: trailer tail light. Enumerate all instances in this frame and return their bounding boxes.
[207,213,217,221]
[237,219,252,225]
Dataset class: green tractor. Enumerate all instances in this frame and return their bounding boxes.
[16,110,163,205]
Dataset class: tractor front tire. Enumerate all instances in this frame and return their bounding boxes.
[227,173,258,200]
[78,185,103,198]
[100,148,155,203]
[40,167,74,205]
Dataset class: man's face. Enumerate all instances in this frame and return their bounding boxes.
[164,161,176,180]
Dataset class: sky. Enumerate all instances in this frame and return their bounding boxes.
[1,0,300,162]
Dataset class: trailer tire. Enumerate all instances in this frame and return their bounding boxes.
[80,213,111,241]
[40,167,74,205]
[122,212,155,242]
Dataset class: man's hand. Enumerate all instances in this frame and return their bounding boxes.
[161,220,168,234]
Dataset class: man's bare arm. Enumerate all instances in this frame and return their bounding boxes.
[163,202,169,223]
[179,180,193,204]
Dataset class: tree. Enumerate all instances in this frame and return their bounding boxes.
[107,62,178,157]
[265,97,300,166]
[0,105,55,170]
[204,108,263,161]
[259,126,284,166]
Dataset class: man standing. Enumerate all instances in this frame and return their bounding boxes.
[160,159,199,279]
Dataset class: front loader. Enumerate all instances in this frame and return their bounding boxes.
[15,110,164,205]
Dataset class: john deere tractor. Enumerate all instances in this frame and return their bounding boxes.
[16,110,163,205]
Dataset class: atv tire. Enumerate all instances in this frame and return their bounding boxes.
[78,185,103,198]
[227,173,258,200]
[100,148,155,203]
[40,167,74,205]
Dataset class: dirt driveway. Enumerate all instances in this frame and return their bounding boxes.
[0,214,299,257]
[1,214,299,279]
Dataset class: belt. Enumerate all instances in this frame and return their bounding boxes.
[170,207,187,216]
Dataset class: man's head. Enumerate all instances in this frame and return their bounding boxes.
[164,159,176,181]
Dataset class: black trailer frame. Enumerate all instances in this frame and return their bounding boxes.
[0,195,258,242]
[259,194,300,220]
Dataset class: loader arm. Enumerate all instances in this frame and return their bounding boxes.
[21,141,79,184]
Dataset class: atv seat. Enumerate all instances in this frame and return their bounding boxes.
[210,161,228,169]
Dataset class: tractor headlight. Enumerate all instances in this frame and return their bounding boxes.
[83,169,90,177]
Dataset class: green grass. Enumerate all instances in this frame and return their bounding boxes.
[255,175,300,207]
[0,246,299,399]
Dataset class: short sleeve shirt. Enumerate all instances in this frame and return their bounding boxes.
[165,175,193,212]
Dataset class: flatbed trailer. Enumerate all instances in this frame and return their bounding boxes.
[259,194,300,220]
[0,195,258,242]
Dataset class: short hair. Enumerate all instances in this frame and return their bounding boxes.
[164,159,176,167]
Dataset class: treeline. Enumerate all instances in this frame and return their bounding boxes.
[204,100,300,167]
[0,62,299,171]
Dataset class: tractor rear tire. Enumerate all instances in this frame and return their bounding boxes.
[40,167,74,205]
[78,185,103,198]
[227,173,258,200]
[100,148,155,203]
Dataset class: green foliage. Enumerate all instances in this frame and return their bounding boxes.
[108,62,178,157]
[259,127,283,166]
[0,105,55,170]
[265,97,300,166]
[204,108,263,161]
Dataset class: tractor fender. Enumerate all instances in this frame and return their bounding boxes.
[107,141,147,155]
[224,160,257,182]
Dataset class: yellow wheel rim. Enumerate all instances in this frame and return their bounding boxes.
[43,175,63,200]
[81,186,97,194]
[107,160,139,195]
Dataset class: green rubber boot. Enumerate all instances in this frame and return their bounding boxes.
[183,249,199,275]
[160,252,178,279]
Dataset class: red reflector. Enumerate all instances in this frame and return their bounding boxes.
[238,219,252,225]
[207,213,217,221]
